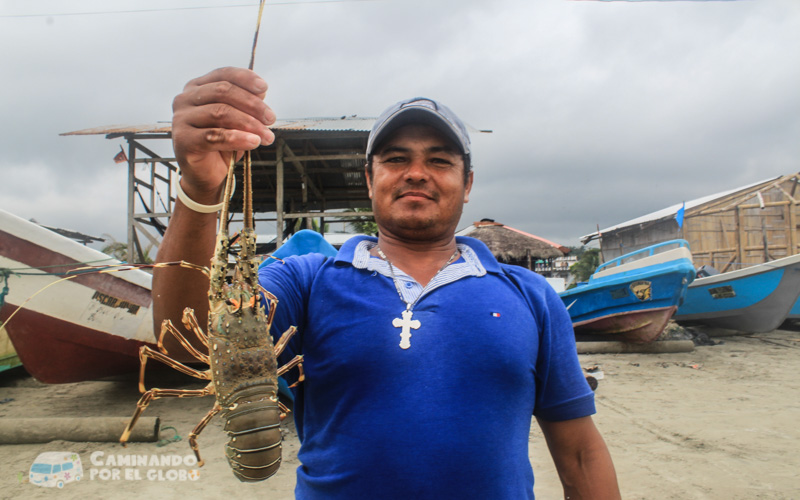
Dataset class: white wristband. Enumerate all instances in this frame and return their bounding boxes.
[175,178,236,214]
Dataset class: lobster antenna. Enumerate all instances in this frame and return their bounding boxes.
[249,0,267,71]
[241,0,267,229]
[219,156,237,234]
[243,149,254,230]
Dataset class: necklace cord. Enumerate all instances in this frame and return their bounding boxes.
[375,246,459,311]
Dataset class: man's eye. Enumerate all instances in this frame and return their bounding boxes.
[385,156,406,163]
[430,158,453,167]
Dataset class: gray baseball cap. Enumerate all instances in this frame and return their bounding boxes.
[366,97,471,159]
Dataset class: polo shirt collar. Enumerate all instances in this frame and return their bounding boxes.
[334,234,502,275]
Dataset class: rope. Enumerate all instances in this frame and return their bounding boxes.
[0,256,116,274]
[157,426,183,447]
[0,260,208,331]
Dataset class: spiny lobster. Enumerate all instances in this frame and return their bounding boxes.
[120,152,304,482]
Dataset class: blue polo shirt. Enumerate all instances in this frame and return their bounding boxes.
[259,235,594,499]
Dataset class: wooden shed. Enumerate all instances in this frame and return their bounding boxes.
[581,172,800,272]
[63,117,490,264]
[458,219,568,270]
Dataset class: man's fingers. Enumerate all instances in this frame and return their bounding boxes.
[176,79,274,126]
[175,102,272,144]
[174,126,273,155]
[171,67,275,191]
[185,67,267,97]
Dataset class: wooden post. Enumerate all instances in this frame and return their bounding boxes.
[126,140,136,263]
[596,224,604,264]
[788,201,798,256]
[276,138,285,249]
[735,206,745,269]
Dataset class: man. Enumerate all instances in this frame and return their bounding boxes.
[155,67,620,499]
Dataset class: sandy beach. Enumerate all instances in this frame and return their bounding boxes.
[1,329,799,499]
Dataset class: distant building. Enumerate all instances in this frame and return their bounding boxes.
[535,254,578,284]
[457,219,568,271]
[580,172,800,272]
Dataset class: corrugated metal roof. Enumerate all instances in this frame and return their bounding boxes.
[580,176,781,243]
[61,116,490,136]
[60,123,174,136]
[273,117,376,132]
[60,117,376,136]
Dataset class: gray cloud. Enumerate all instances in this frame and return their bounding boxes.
[1,0,797,250]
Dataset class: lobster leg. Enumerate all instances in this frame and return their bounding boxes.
[277,355,305,388]
[272,326,297,358]
[188,402,222,467]
[277,355,304,378]
[137,345,211,394]
[120,384,214,445]
[180,307,211,348]
[159,317,210,364]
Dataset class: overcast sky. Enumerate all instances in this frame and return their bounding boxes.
[1,0,798,251]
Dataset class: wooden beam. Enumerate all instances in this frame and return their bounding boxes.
[696,200,790,216]
[130,139,178,173]
[287,153,365,162]
[736,206,745,265]
[132,219,162,248]
[276,139,285,249]
[775,184,798,204]
[720,254,737,273]
[307,141,334,170]
[133,157,178,163]
[282,210,373,219]
[281,142,324,200]
[791,202,799,255]
[126,141,136,264]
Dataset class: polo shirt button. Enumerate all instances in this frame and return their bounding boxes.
[404,282,413,288]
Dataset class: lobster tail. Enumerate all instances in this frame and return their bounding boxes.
[224,400,284,481]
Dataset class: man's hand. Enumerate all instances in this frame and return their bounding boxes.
[171,67,277,203]
[153,67,276,360]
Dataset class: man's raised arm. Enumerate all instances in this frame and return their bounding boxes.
[152,67,276,358]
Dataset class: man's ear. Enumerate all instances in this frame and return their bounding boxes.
[365,165,373,198]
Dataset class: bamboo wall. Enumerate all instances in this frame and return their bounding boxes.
[599,173,800,271]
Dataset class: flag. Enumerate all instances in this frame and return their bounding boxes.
[113,147,128,164]
[676,202,685,229]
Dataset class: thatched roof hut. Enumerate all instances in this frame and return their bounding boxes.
[458,219,568,270]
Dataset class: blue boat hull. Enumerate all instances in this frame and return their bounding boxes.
[560,257,695,343]
[675,254,800,333]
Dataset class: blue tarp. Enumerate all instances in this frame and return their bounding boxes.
[259,230,338,400]
[259,229,338,269]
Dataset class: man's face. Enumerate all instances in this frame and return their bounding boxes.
[366,124,473,241]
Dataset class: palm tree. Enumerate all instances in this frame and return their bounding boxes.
[101,234,154,264]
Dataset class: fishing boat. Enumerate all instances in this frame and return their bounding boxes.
[0,325,22,373]
[674,253,800,334]
[559,240,696,343]
[0,208,156,384]
[781,299,800,330]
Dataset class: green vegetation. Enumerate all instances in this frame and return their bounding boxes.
[101,234,153,264]
[348,207,378,236]
[568,248,600,284]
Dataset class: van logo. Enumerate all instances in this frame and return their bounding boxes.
[29,452,83,488]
